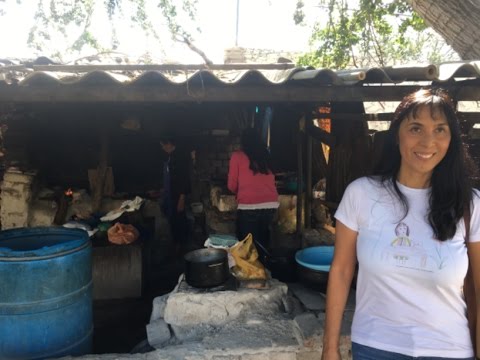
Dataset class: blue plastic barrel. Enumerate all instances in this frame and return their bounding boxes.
[0,227,93,359]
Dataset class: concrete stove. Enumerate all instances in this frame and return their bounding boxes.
[62,276,354,360]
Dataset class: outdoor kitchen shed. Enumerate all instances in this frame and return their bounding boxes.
[0,60,480,280]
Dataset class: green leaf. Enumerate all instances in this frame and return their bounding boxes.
[299,0,454,68]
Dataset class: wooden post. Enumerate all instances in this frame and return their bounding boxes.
[305,133,313,229]
[53,193,69,225]
[92,130,109,213]
[296,116,304,241]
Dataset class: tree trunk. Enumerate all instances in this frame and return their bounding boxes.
[409,0,480,59]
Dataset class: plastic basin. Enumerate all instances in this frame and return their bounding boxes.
[295,246,334,272]
[209,234,238,247]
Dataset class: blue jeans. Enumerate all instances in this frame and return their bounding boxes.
[352,342,475,360]
[236,208,275,264]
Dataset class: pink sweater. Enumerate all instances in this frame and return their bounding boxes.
[227,151,278,206]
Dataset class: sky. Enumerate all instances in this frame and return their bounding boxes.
[0,0,324,63]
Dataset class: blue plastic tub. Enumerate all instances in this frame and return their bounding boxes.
[295,246,334,291]
[295,246,334,272]
[0,227,93,359]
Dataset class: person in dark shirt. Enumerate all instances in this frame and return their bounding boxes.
[160,137,191,256]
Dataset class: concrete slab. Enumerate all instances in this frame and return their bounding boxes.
[164,280,288,327]
[171,323,218,342]
[202,315,299,351]
[293,313,323,342]
[287,283,326,311]
[147,319,171,348]
[150,294,169,322]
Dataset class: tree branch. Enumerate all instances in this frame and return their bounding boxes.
[176,35,213,66]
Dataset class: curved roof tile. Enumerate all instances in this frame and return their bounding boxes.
[19,71,61,86]
[74,71,128,85]
[290,69,340,85]
[437,61,480,82]
[2,59,480,88]
[131,71,176,86]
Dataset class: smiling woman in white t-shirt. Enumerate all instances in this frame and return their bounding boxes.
[321,88,480,360]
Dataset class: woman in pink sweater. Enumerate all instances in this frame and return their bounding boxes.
[228,128,279,257]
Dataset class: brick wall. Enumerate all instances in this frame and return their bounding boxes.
[196,131,241,181]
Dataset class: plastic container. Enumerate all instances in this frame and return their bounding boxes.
[295,246,334,291]
[208,234,238,247]
[295,245,334,272]
[0,227,93,359]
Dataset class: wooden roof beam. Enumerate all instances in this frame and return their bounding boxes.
[0,85,479,103]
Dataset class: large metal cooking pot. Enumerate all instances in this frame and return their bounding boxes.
[184,248,229,288]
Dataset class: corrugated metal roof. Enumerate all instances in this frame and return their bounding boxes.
[1,59,480,103]
[1,60,479,87]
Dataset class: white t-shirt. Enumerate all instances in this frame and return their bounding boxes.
[335,177,480,358]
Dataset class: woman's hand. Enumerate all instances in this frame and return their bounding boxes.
[321,347,342,360]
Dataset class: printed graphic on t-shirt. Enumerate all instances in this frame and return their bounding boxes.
[381,221,434,271]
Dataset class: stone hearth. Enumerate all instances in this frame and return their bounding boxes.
[68,276,354,360]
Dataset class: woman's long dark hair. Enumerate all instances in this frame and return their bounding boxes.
[241,128,272,175]
[373,88,476,241]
